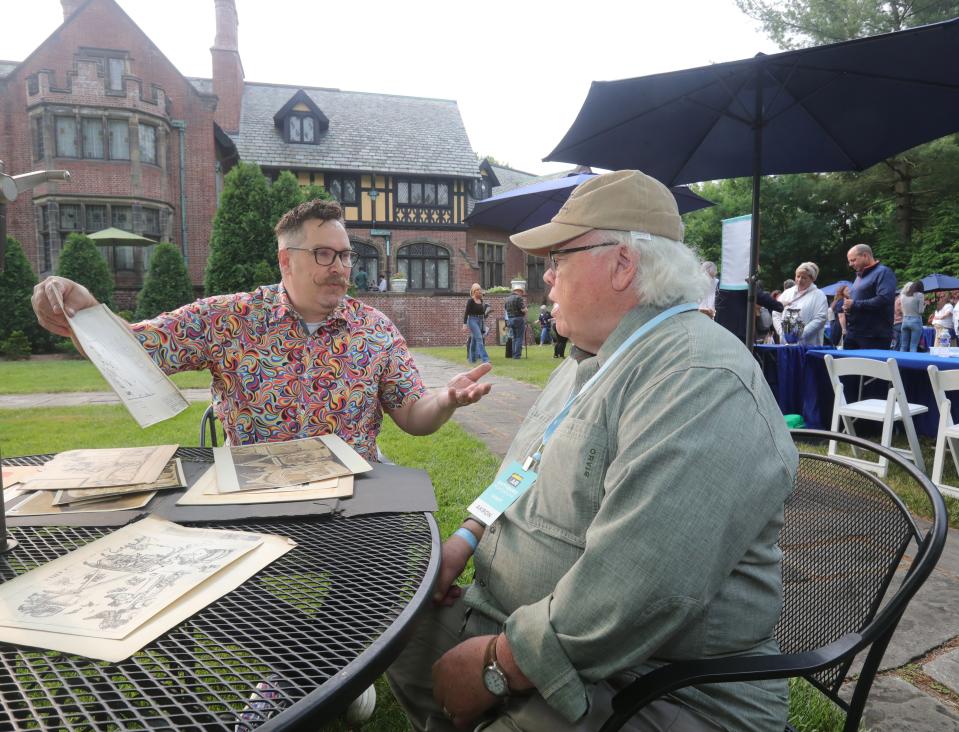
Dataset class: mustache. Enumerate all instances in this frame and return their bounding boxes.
[316,276,349,286]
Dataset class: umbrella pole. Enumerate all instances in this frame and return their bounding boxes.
[744,64,764,349]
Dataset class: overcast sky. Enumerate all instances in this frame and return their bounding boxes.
[1,0,780,175]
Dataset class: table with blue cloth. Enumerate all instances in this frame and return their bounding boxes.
[754,345,832,416]
[802,349,959,436]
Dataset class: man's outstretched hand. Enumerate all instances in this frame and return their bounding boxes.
[444,362,492,408]
[32,276,97,338]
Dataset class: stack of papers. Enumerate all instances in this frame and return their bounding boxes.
[0,516,295,661]
[178,435,371,506]
[8,445,182,516]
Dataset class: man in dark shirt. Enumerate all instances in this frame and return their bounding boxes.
[843,243,897,349]
[504,285,527,359]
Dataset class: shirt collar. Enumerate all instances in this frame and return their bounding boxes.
[269,284,352,329]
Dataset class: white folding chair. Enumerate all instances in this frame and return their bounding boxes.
[927,365,959,498]
[825,355,927,477]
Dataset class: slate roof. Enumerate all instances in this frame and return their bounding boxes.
[231,82,481,178]
[0,60,20,79]
[489,164,539,195]
[187,76,213,95]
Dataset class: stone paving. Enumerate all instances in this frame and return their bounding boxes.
[4,352,959,729]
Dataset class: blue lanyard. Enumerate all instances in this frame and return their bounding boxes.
[526,302,698,469]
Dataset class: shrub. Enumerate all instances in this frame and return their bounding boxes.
[135,242,196,320]
[204,162,275,295]
[0,235,52,352]
[0,330,31,360]
[57,232,114,308]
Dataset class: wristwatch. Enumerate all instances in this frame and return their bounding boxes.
[482,635,511,698]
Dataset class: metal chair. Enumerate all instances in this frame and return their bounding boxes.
[927,364,959,498]
[824,355,927,476]
[600,429,947,732]
[198,404,225,448]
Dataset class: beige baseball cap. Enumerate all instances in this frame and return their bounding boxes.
[510,170,682,255]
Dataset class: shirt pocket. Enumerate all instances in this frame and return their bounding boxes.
[519,415,608,548]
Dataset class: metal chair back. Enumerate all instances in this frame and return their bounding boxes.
[601,429,947,732]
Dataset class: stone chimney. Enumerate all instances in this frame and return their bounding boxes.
[211,0,244,134]
[61,0,85,21]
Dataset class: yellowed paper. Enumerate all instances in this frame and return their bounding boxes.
[22,445,178,491]
[65,302,190,428]
[213,435,370,494]
[8,489,156,515]
[2,465,42,489]
[53,459,185,505]
[177,466,353,506]
[0,516,262,639]
[0,522,295,662]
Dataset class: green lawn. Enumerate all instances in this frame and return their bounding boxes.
[0,359,212,394]
[414,343,564,388]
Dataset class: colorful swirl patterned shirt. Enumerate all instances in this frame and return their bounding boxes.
[132,284,426,460]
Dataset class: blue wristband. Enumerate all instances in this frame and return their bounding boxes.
[453,527,479,550]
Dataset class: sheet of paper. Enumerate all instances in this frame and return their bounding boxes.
[22,445,177,491]
[2,465,43,489]
[177,466,353,506]
[52,459,185,505]
[213,435,370,494]
[8,489,156,515]
[0,516,263,640]
[0,522,295,662]
[65,302,189,428]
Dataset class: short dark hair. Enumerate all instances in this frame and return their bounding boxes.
[274,198,343,241]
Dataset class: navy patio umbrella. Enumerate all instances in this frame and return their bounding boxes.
[545,17,959,344]
[465,173,713,233]
[920,273,959,292]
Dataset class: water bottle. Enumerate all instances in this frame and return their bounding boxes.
[939,330,950,349]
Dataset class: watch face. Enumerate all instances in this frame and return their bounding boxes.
[483,666,509,697]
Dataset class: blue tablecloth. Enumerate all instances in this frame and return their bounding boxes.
[754,345,831,416]
[802,349,959,436]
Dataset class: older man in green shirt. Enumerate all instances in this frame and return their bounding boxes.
[388,170,798,731]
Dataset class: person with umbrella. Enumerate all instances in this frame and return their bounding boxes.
[899,280,926,352]
[843,244,897,349]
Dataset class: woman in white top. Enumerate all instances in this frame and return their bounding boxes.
[931,291,954,345]
[778,262,829,345]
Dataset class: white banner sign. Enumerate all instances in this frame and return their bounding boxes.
[720,214,751,290]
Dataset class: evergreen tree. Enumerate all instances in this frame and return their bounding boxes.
[204,161,274,295]
[0,236,51,352]
[270,170,304,228]
[57,232,114,309]
[134,242,196,320]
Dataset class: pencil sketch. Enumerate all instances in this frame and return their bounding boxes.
[8,489,155,516]
[0,517,263,639]
[214,436,354,494]
[22,445,177,491]
[52,459,185,505]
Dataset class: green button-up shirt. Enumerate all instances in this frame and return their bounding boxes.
[465,305,798,730]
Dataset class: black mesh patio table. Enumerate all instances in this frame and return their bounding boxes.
[0,449,440,730]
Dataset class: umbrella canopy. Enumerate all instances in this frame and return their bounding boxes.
[466,173,714,233]
[920,273,959,292]
[819,280,852,297]
[545,17,959,343]
[88,227,156,245]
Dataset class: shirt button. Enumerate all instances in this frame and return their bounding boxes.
[476,578,486,587]
[488,525,496,534]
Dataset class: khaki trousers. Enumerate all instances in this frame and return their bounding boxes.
[386,596,724,732]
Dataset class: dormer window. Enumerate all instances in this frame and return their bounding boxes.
[274,90,329,145]
[288,114,316,143]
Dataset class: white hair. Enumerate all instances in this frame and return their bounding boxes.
[597,230,713,307]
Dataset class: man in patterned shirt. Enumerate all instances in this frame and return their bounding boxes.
[32,199,491,459]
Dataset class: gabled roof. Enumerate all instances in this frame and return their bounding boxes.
[489,164,539,195]
[272,89,329,133]
[231,82,481,178]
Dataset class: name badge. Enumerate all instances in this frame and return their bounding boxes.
[467,460,538,526]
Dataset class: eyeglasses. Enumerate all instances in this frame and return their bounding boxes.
[547,240,619,271]
[285,247,360,267]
